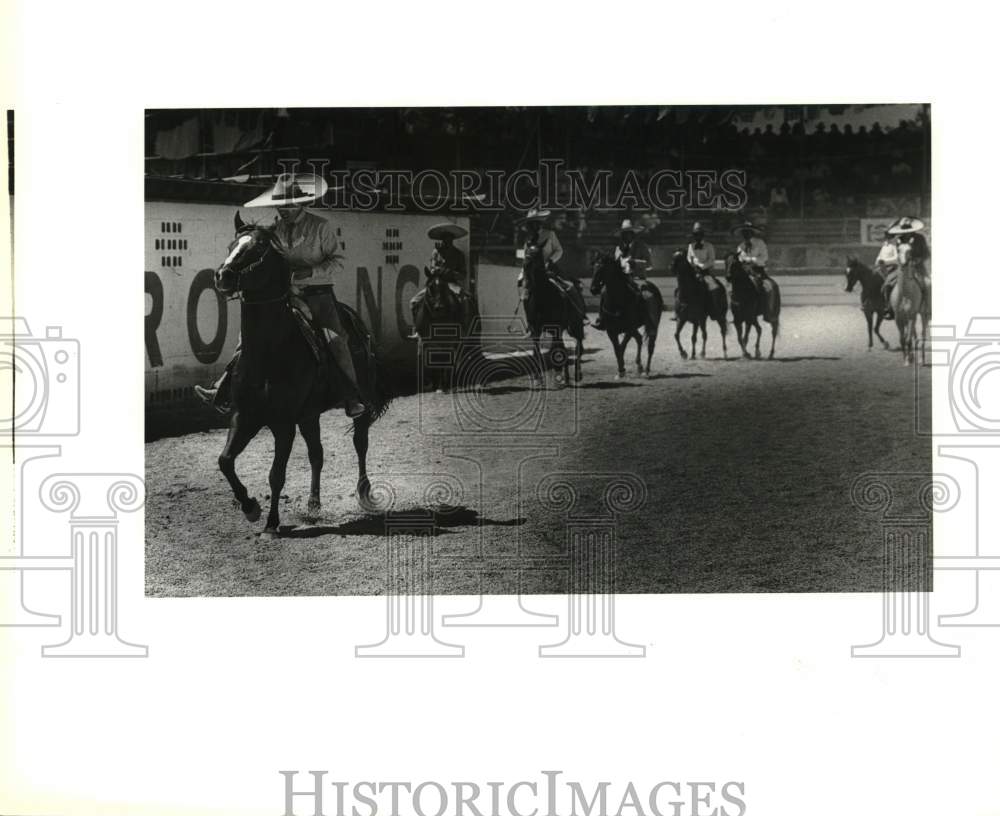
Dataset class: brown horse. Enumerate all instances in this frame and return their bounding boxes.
[671,250,728,360]
[590,250,663,377]
[213,213,392,537]
[844,257,890,351]
[725,254,781,359]
[522,243,586,385]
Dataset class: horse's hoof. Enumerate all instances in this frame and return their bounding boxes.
[259,527,280,540]
[679,351,688,360]
[614,372,625,380]
[357,475,371,499]
[243,499,262,523]
[306,497,322,517]
[769,353,775,360]
[435,388,444,394]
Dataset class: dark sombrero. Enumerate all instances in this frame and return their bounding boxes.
[427,223,468,241]
[731,220,763,236]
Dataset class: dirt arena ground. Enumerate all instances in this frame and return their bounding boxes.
[146,305,931,597]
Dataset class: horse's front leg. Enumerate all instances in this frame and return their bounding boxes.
[353,414,372,506]
[218,412,263,522]
[530,330,545,387]
[263,422,296,537]
[752,319,763,359]
[574,332,583,383]
[298,414,323,518]
[674,318,688,360]
[873,313,889,349]
[609,332,626,378]
[865,310,874,350]
[699,319,708,358]
[689,323,698,361]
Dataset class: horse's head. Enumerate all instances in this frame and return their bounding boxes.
[671,249,692,278]
[590,251,613,295]
[897,240,913,267]
[724,253,746,281]
[845,256,860,292]
[216,211,286,298]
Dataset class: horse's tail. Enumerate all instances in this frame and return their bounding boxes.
[771,283,781,337]
[337,302,394,425]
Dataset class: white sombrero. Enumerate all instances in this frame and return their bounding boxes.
[521,207,552,223]
[427,223,468,241]
[616,218,645,236]
[886,216,925,235]
[243,172,328,208]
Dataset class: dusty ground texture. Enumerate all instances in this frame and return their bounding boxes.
[146,305,931,596]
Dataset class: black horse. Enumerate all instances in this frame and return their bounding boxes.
[725,254,781,359]
[845,257,891,351]
[522,244,586,385]
[414,266,479,392]
[590,250,663,377]
[671,250,728,360]
[213,212,392,537]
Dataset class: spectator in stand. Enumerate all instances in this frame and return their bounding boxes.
[769,184,790,214]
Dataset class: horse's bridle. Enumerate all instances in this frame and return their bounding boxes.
[220,234,288,305]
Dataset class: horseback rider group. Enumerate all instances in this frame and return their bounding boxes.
[194,174,930,415]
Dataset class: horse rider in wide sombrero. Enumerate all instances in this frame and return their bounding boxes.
[408,223,472,338]
[592,218,653,329]
[517,207,588,318]
[194,172,367,418]
[733,219,770,293]
[879,215,929,319]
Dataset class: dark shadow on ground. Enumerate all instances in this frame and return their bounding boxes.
[645,372,712,380]
[279,505,526,538]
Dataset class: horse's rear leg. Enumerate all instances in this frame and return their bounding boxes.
[718,319,728,359]
[552,331,569,385]
[632,331,643,374]
[219,413,263,522]
[299,414,324,517]
[263,422,296,537]
[769,320,777,360]
[353,414,372,506]
[752,320,763,359]
[699,319,708,358]
[574,332,583,383]
[865,311,874,350]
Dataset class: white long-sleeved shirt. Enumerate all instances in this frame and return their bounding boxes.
[687,241,716,272]
[736,237,768,267]
[874,241,899,268]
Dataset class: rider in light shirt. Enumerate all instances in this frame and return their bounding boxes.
[686,222,716,274]
[194,173,366,417]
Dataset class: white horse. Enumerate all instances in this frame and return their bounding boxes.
[889,241,931,366]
